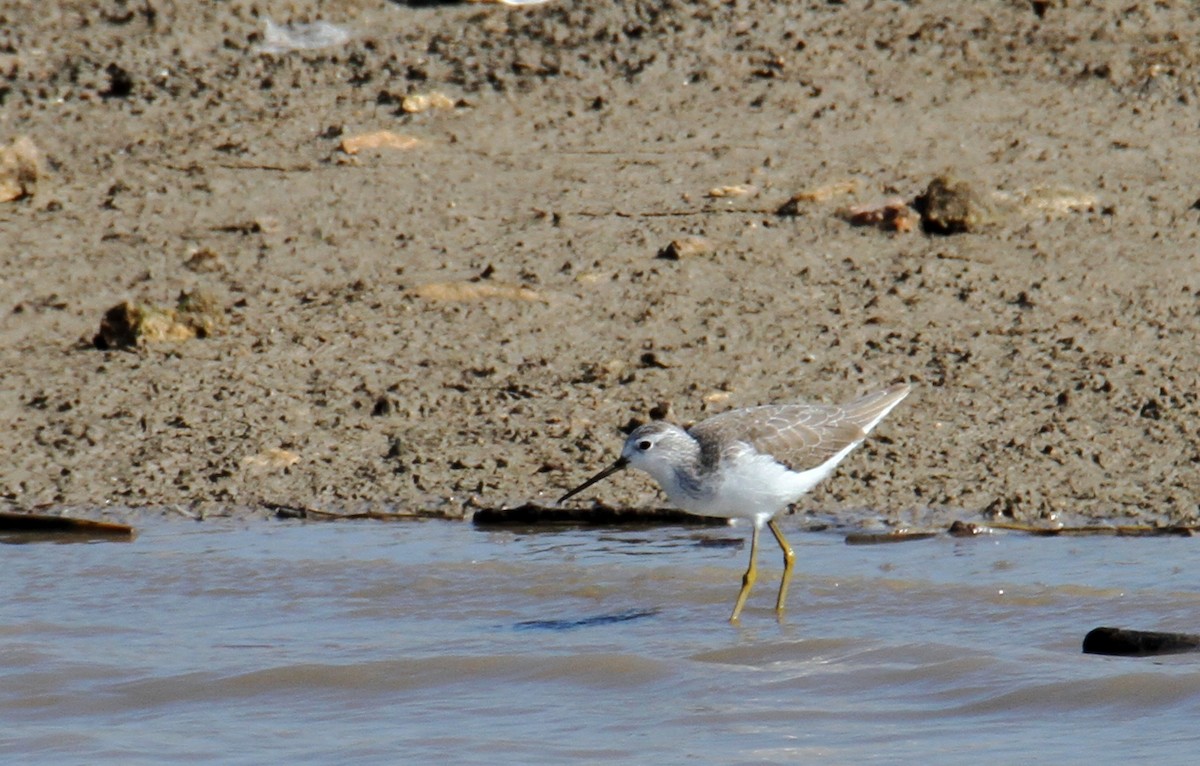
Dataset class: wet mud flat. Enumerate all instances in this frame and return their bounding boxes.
[2,2,1200,526]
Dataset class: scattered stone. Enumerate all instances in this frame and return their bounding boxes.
[213,216,281,236]
[410,281,544,303]
[372,396,394,416]
[0,135,44,202]
[572,272,604,285]
[339,131,421,155]
[703,390,731,406]
[639,351,670,369]
[574,358,628,384]
[175,290,227,338]
[838,198,919,232]
[792,179,859,203]
[95,303,188,348]
[93,290,227,349]
[657,236,714,260]
[402,92,455,113]
[776,180,858,216]
[705,184,757,199]
[100,63,134,99]
[912,175,1002,234]
[183,247,226,273]
[1010,186,1099,218]
[242,448,301,471]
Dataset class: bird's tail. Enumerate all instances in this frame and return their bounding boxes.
[842,382,911,435]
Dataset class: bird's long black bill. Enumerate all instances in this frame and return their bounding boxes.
[558,457,628,504]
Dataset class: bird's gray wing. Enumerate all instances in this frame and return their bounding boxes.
[689,404,864,473]
[688,384,909,473]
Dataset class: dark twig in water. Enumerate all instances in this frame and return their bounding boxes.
[847,520,1200,545]
[1082,627,1200,657]
[0,511,134,539]
[263,503,447,521]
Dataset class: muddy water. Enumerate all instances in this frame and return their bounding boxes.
[3,519,1199,764]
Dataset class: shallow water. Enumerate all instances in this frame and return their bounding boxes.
[3,518,1200,764]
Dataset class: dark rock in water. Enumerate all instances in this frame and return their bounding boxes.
[472,502,727,527]
[1082,626,1200,657]
[948,520,986,536]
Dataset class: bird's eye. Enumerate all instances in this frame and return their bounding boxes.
[637,440,652,451]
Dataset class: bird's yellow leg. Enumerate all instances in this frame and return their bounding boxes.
[730,524,761,624]
[768,518,796,615]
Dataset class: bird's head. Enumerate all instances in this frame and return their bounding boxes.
[558,421,694,504]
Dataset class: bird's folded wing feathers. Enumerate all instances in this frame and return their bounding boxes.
[690,405,865,473]
[688,384,909,473]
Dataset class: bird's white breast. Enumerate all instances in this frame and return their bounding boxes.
[661,444,841,524]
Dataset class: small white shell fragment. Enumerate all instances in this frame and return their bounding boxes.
[256,20,351,54]
[705,184,758,199]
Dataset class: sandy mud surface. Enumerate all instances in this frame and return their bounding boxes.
[2,1,1199,526]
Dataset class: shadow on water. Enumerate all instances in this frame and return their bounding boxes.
[513,608,661,631]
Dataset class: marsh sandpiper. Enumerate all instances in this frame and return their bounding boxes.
[559,382,911,623]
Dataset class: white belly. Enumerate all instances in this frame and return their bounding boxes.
[663,449,840,525]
